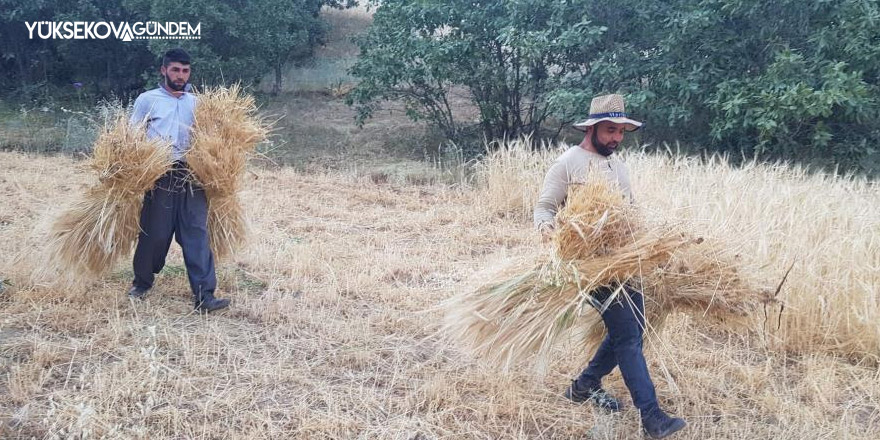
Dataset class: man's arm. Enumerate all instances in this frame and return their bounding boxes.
[533,159,569,233]
[129,94,149,128]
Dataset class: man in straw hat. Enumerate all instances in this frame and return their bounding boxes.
[126,48,230,313]
[534,94,686,438]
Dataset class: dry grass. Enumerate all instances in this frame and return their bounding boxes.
[188,84,268,260]
[45,114,172,279]
[473,137,559,221]
[445,172,767,368]
[445,177,695,367]
[479,141,880,363]
[1,141,879,439]
[552,178,641,260]
[443,231,688,369]
[633,153,880,362]
[646,240,769,320]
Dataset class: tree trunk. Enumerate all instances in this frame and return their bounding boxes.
[106,56,112,95]
[16,49,27,89]
[272,63,283,96]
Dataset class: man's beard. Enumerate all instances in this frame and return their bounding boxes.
[164,75,187,92]
[591,130,617,157]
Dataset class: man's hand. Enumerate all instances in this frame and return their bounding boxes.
[539,223,555,243]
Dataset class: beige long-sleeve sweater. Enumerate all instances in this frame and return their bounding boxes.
[533,145,633,229]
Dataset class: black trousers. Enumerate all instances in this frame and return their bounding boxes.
[132,165,216,300]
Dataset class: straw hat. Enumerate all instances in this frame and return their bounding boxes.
[573,94,643,132]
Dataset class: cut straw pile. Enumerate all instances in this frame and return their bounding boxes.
[445,176,772,367]
[49,114,172,278]
[187,84,267,260]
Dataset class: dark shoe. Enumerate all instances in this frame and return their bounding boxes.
[642,407,686,439]
[563,380,622,412]
[194,294,230,313]
[127,285,150,300]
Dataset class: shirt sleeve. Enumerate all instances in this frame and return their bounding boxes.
[129,94,149,128]
[533,158,570,230]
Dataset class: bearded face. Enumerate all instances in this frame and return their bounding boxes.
[589,121,626,157]
[591,129,617,157]
[161,61,191,92]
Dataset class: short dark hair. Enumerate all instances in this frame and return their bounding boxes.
[162,48,191,67]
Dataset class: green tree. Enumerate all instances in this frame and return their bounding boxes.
[350,0,880,172]
[348,0,609,141]
[53,0,156,95]
[0,0,58,92]
[0,0,350,98]
[630,0,880,170]
[0,0,154,97]
[241,0,352,95]
[123,0,352,93]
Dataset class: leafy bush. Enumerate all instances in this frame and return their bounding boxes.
[348,0,610,141]
[0,0,352,97]
[350,0,880,172]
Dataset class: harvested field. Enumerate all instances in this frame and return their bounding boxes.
[1,143,878,439]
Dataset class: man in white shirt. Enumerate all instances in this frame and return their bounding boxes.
[534,94,686,438]
[127,48,229,313]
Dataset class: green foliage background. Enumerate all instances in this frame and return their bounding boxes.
[1,0,878,172]
[349,0,880,172]
[0,0,351,97]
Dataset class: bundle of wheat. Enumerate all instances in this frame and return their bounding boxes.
[649,241,766,316]
[49,114,172,278]
[445,177,691,365]
[577,237,773,352]
[187,84,267,260]
[446,174,770,367]
[446,230,688,367]
[553,180,640,260]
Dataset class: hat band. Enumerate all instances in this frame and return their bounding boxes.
[588,112,629,119]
